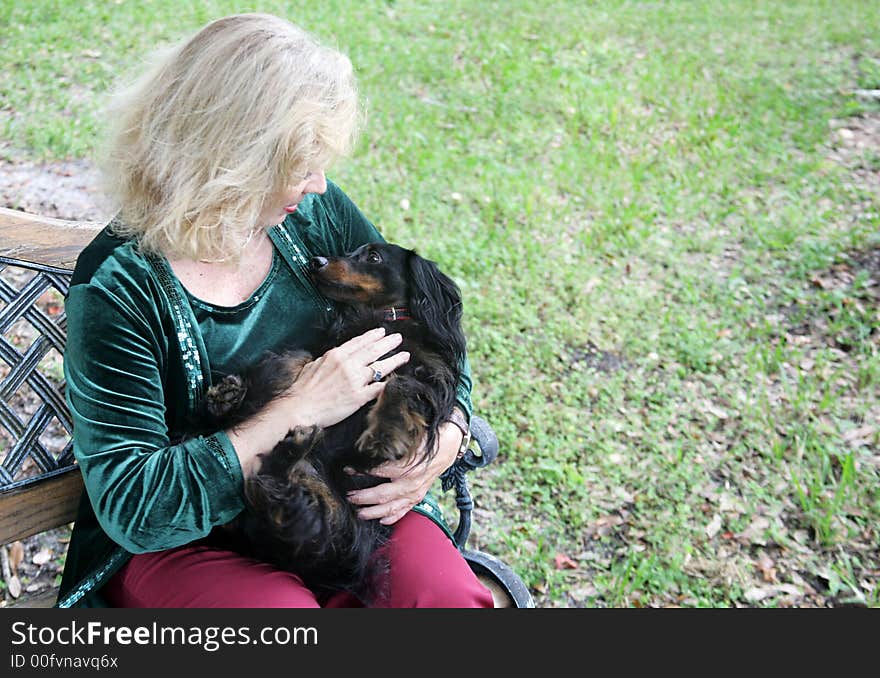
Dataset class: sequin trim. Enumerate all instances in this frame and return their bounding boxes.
[55,546,128,608]
[145,254,208,411]
[268,225,333,313]
[203,433,234,477]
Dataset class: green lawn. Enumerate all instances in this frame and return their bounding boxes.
[2,0,878,607]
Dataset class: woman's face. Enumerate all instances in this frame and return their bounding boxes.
[258,170,327,226]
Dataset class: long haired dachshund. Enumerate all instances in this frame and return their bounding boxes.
[197,242,466,601]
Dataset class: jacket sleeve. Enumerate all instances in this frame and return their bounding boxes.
[322,180,474,422]
[64,282,245,554]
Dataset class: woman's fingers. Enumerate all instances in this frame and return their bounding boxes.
[326,329,406,374]
[335,327,387,355]
[335,327,402,361]
[361,332,404,363]
[366,351,410,384]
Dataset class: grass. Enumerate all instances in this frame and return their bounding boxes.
[1,0,878,607]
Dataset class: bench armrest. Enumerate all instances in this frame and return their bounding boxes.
[440,414,499,549]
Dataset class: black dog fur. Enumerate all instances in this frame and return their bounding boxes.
[195,242,466,601]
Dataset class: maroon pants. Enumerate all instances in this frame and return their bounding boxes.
[103,512,493,608]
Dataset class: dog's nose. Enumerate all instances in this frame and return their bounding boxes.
[310,256,328,270]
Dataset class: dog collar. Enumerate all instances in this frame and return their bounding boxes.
[383,306,411,322]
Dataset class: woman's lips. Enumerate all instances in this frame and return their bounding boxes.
[284,204,298,213]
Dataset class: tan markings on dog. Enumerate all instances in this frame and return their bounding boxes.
[281,351,312,381]
[319,261,384,299]
[357,384,427,463]
[291,468,344,530]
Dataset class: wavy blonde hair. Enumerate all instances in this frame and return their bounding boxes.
[101,13,360,261]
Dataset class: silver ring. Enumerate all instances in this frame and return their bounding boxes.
[371,368,383,383]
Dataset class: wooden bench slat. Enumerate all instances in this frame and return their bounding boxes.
[0,469,83,544]
[6,587,59,608]
[0,207,103,270]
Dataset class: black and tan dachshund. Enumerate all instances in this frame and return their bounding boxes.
[198,242,466,601]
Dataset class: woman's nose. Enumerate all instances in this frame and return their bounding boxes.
[304,170,327,195]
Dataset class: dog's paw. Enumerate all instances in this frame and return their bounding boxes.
[205,374,247,418]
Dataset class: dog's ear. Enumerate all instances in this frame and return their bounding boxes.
[407,251,467,361]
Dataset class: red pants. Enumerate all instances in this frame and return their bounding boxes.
[103,512,493,608]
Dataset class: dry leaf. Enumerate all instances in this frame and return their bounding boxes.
[7,575,21,599]
[744,586,774,603]
[9,541,24,574]
[705,514,723,539]
[704,401,729,419]
[756,553,777,583]
[32,548,53,566]
[842,424,876,448]
[554,553,578,570]
[737,517,770,545]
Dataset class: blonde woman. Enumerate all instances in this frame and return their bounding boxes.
[57,13,491,608]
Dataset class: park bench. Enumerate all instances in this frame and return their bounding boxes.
[0,206,533,608]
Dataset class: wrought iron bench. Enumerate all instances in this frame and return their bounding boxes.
[0,206,533,608]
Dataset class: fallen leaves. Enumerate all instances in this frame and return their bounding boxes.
[705,514,723,539]
[9,541,23,571]
[554,553,578,570]
[842,424,877,449]
[756,552,778,583]
[1,541,24,599]
[2,539,62,604]
[32,548,53,566]
[743,584,805,604]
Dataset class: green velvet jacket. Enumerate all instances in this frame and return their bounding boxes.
[56,180,472,607]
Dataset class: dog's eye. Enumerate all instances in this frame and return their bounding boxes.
[367,250,382,263]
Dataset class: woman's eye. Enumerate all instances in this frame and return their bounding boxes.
[367,251,382,263]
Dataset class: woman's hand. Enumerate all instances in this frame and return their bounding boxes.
[282,327,410,429]
[346,421,463,525]
[229,327,409,476]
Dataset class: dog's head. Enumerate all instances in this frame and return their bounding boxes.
[309,242,466,362]
[310,243,412,307]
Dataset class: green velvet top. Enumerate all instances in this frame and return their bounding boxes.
[56,180,472,608]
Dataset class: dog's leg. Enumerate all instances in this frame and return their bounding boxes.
[242,456,354,586]
[356,376,427,466]
[205,349,313,425]
[257,425,323,478]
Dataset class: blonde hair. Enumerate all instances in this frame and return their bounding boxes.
[101,13,360,261]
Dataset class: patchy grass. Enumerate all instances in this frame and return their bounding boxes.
[1,1,878,607]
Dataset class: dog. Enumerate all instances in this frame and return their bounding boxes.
[196,242,467,601]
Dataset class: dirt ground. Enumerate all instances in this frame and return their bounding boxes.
[0,158,112,223]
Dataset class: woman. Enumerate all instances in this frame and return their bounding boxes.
[56,13,492,608]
